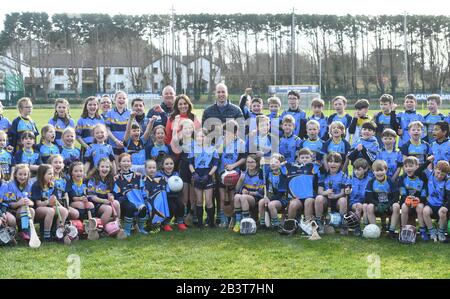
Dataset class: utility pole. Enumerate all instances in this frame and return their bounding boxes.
[273,34,277,85]
[171,5,176,88]
[291,7,295,85]
[404,11,409,93]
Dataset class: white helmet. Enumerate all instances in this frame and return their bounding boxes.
[363,224,381,239]
[167,176,184,192]
[240,218,257,235]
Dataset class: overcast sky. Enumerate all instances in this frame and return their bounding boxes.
[1,0,449,31]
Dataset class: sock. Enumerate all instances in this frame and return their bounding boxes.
[176,217,184,224]
[242,210,250,219]
[90,208,97,218]
[419,227,427,233]
[219,209,227,224]
[439,226,446,233]
[235,209,242,223]
[260,218,265,226]
[271,216,279,227]
[184,207,189,217]
[123,217,133,236]
[206,208,215,226]
[389,225,396,233]
[196,206,204,226]
[137,216,148,233]
[44,229,51,239]
[20,213,29,230]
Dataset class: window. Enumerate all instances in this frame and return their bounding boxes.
[54,84,64,91]
[153,82,158,90]
[152,67,158,74]
[54,69,64,76]
[104,68,111,76]
[117,82,125,89]
[116,68,124,75]
[82,69,95,80]
[106,83,111,90]
[187,68,193,75]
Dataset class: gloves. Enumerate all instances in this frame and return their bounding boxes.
[200,175,210,184]
[192,172,201,184]
[376,203,390,214]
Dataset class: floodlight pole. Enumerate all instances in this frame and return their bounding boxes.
[404,11,409,93]
[171,5,176,88]
[273,35,277,85]
[291,7,295,85]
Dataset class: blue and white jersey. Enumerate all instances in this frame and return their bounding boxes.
[365,177,398,205]
[0,115,11,133]
[308,113,328,140]
[188,143,219,172]
[280,108,306,137]
[398,174,427,201]
[65,179,88,202]
[0,149,13,178]
[54,176,67,200]
[396,110,425,147]
[301,138,324,163]
[76,116,105,146]
[424,169,448,207]
[239,170,265,198]
[105,108,131,148]
[350,136,380,162]
[125,138,146,165]
[247,134,272,157]
[400,140,430,165]
[377,149,403,178]
[145,142,172,162]
[279,134,302,164]
[3,181,33,208]
[423,112,445,143]
[48,117,75,146]
[347,174,371,205]
[59,146,81,167]
[31,181,58,204]
[430,138,450,166]
[327,113,352,130]
[285,162,319,200]
[84,143,115,167]
[36,143,60,164]
[265,167,288,201]
[321,138,351,161]
[218,137,246,173]
[13,149,41,166]
[319,171,348,195]
[155,170,180,194]
[87,178,112,200]
[9,116,39,150]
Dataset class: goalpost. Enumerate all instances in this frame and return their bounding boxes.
[268,85,321,110]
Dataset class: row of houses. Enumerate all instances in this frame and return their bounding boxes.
[0,52,222,98]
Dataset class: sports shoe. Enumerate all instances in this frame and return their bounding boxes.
[316,219,325,234]
[340,227,349,236]
[177,223,188,231]
[419,228,429,242]
[18,231,30,241]
[233,222,240,233]
[353,226,362,237]
[162,224,173,232]
[429,228,438,242]
[388,230,397,239]
[218,221,228,229]
[438,231,446,242]
[149,225,161,234]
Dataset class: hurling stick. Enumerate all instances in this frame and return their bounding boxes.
[261,158,271,228]
[85,201,99,241]
[111,200,127,240]
[26,205,41,248]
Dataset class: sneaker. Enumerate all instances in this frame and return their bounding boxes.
[429,229,438,242]
[388,230,397,239]
[218,222,228,229]
[18,231,30,241]
[233,222,241,233]
[149,225,161,234]
[353,226,362,237]
[177,223,188,231]
[316,219,325,234]
[438,231,446,242]
[420,229,429,242]
[162,224,173,232]
[340,227,349,236]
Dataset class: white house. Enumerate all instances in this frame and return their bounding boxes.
[144,54,188,93]
[187,56,222,93]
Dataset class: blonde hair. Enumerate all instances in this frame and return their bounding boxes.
[17,97,32,110]
[408,121,424,130]
[372,160,388,171]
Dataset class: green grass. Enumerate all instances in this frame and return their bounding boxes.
[1,107,450,279]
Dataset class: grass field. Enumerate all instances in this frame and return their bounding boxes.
[1,106,450,279]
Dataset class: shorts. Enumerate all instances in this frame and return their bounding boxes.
[374,203,393,217]
[113,148,125,156]
[427,205,441,220]
[270,198,289,208]
[193,170,215,190]
[179,159,192,184]
[328,197,342,213]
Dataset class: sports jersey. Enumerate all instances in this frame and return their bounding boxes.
[239,170,265,199]
[285,162,319,200]
[396,110,425,147]
[319,171,348,196]
[145,142,172,162]
[280,108,307,138]
[301,138,324,163]
[321,138,351,162]
[133,114,149,136]
[365,177,399,206]
[9,116,39,151]
[155,170,180,194]
[48,117,75,146]
[188,143,219,175]
[279,134,302,164]
[423,112,445,143]
[75,116,105,146]
[348,136,380,165]
[141,175,165,199]
[264,167,288,201]
[3,181,33,210]
[245,111,263,134]
[36,142,60,164]
[327,113,352,129]
[87,178,113,200]
[400,140,430,165]
[218,137,246,173]
[349,115,372,141]
[346,174,371,205]
[13,149,42,166]
[84,143,115,167]
[31,181,58,204]
[424,168,449,207]
[398,174,427,203]
[0,115,11,133]
[54,176,67,200]
[308,113,328,140]
[125,137,146,165]
[65,179,88,202]
[59,145,81,167]
[0,181,8,213]
[373,111,399,142]
[0,149,13,179]
[104,107,131,148]
[376,149,403,178]
[267,113,281,136]
[430,138,450,165]
[247,134,272,157]
[113,172,143,203]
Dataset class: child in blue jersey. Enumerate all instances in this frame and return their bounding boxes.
[398,156,427,240]
[286,148,319,224]
[76,96,105,151]
[189,129,219,228]
[396,94,425,147]
[59,127,81,169]
[315,152,349,234]
[349,99,371,144]
[301,120,324,165]
[146,125,173,167]
[279,115,302,164]
[322,121,351,172]
[424,94,445,143]
[344,158,371,236]
[0,101,11,149]
[374,94,399,144]
[105,90,131,160]
[266,97,281,136]
[9,97,39,151]
[400,121,430,166]
[48,98,75,146]
[156,156,187,231]
[84,124,116,176]
[280,90,307,138]
[217,120,246,228]
[348,121,380,167]
[327,96,352,141]
[376,129,402,181]
[124,111,152,175]
[36,124,60,164]
[13,131,42,173]
[32,164,68,241]
[429,121,450,166]
[245,97,264,135]
[446,113,450,124]
[4,164,34,241]
[308,98,328,140]
[130,98,149,134]
[0,131,13,181]
[0,170,16,233]
[364,160,400,239]
[66,162,95,222]
[232,154,265,233]
[114,153,147,236]
[87,158,121,229]
[248,115,273,158]
[258,153,288,229]
[422,160,450,242]
[49,154,79,220]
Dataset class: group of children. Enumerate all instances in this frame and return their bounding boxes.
[0,90,449,246]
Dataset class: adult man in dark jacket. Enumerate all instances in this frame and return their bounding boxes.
[146,85,176,127]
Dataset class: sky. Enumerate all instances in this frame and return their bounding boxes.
[1,0,449,31]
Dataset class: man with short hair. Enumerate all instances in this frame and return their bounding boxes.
[146,85,176,127]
